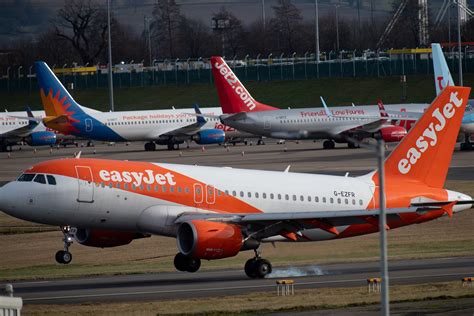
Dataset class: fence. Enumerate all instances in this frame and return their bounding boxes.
[2,50,474,92]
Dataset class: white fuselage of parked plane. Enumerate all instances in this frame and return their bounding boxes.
[222,103,428,140]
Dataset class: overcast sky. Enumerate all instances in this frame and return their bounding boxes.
[0,0,461,46]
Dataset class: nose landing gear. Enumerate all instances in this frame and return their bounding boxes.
[244,249,272,278]
[55,226,74,264]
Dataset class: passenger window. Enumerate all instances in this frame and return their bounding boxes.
[293,195,297,201]
[263,193,267,199]
[178,187,182,193]
[300,195,304,201]
[162,186,167,192]
[337,198,341,204]
[154,185,159,192]
[139,185,144,191]
[132,184,136,190]
[240,191,244,197]
[278,194,281,200]
[285,194,289,200]
[225,190,229,195]
[330,198,334,204]
[46,175,56,185]
[185,187,190,193]
[315,196,319,202]
[270,193,274,199]
[255,192,259,198]
[232,190,236,196]
[352,199,356,205]
[18,174,35,182]
[322,197,326,203]
[345,198,349,205]
[359,199,363,206]
[124,183,129,190]
[116,183,121,189]
[308,196,311,202]
[147,185,151,191]
[248,192,252,198]
[109,183,113,188]
[33,174,46,184]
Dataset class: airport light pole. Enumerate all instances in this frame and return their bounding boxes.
[314,0,320,64]
[457,0,463,86]
[107,0,115,112]
[377,139,390,315]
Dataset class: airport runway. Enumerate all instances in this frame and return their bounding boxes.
[0,140,473,182]
[6,256,473,304]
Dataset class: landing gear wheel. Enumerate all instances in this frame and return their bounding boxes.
[244,258,258,278]
[144,142,156,151]
[323,140,335,149]
[347,141,359,149]
[55,250,72,264]
[174,253,201,273]
[254,259,272,278]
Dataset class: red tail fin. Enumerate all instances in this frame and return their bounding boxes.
[211,56,278,114]
[383,86,470,188]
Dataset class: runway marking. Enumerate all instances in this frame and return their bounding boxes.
[23,272,469,302]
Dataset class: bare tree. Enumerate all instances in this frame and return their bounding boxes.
[178,17,211,58]
[52,0,110,65]
[211,7,245,57]
[151,0,182,58]
[269,0,303,53]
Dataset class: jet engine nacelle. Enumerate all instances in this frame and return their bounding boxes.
[177,220,244,259]
[194,129,225,145]
[74,228,146,248]
[26,131,57,146]
[378,125,407,143]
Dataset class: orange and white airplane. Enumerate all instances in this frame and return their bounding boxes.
[0,86,472,278]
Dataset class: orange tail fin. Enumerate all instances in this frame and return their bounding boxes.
[383,86,470,188]
[211,56,277,114]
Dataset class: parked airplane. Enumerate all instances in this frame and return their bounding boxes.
[34,61,237,151]
[432,43,474,150]
[0,86,471,278]
[0,108,57,152]
[210,44,474,149]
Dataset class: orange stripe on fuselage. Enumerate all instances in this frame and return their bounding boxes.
[26,158,262,214]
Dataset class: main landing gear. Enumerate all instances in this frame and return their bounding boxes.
[55,226,74,264]
[144,142,156,151]
[174,253,201,273]
[323,140,335,150]
[460,134,473,151]
[244,249,272,279]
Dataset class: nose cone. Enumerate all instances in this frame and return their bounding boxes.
[0,183,11,215]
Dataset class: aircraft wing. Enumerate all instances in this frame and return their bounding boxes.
[174,202,461,240]
[2,107,40,138]
[162,104,207,137]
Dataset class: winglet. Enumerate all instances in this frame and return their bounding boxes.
[284,165,291,173]
[75,151,82,159]
[442,200,457,218]
[193,104,206,125]
[320,96,332,117]
[377,100,388,118]
[432,43,454,95]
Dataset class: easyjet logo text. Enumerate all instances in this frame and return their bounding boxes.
[398,92,463,175]
[99,169,176,187]
[214,61,256,110]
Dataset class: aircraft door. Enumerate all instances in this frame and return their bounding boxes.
[85,118,93,132]
[205,185,216,204]
[75,166,94,203]
[193,183,204,204]
[264,117,271,130]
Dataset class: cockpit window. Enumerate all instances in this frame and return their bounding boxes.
[47,175,57,185]
[33,174,46,184]
[17,174,35,182]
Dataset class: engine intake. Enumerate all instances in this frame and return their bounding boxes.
[177,220,248,260]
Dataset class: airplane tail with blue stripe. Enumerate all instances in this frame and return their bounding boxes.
[35,61,86,117]
[432,43,454,95]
